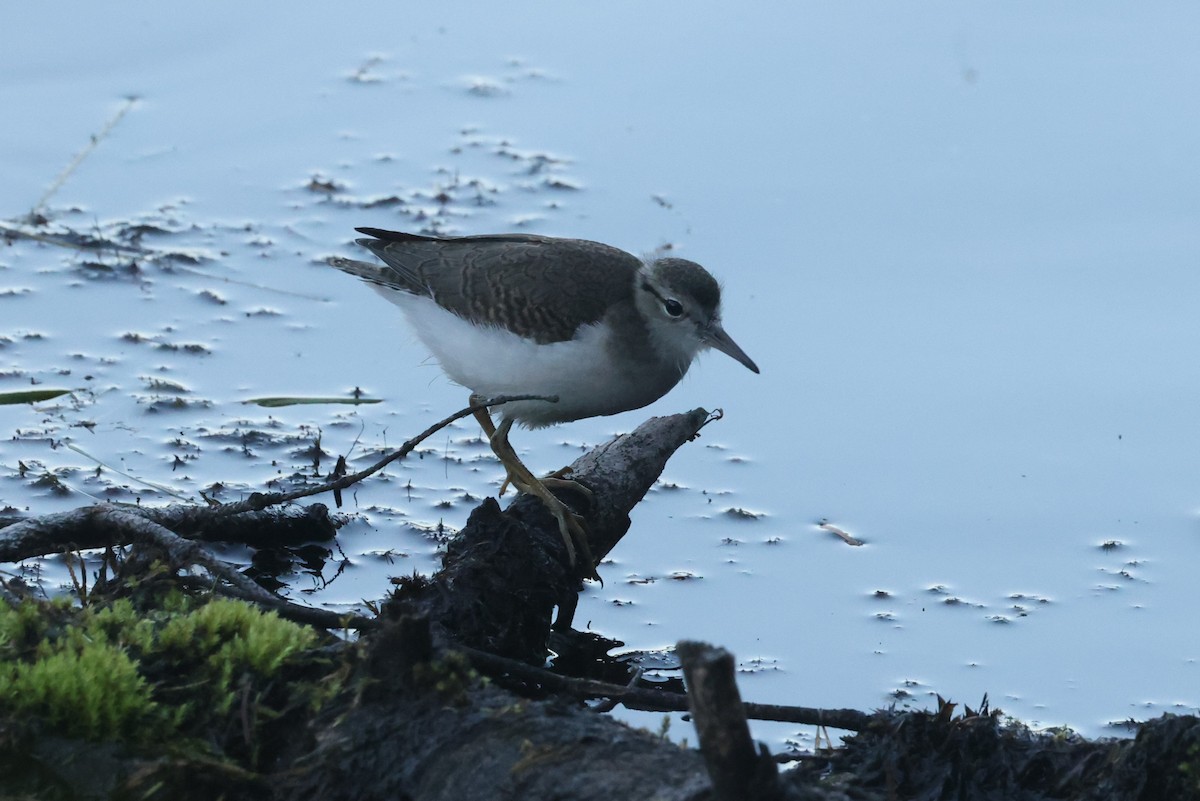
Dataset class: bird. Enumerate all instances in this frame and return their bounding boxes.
[328,227,760,581]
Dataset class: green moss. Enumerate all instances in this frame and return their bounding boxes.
[158,598,316,676]
[158,598,320,716]
[0,641,154,741]
[0,595,335,753]
[86,598,157,651]
[0,595,71,654]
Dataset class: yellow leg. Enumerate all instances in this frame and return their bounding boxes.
[471,394,600,582]
[471,395,515,495]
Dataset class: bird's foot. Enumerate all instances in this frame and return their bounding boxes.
[475,404,601,582]
[499,465,590,501]
[541,472,595,504]
[548,495,602,585]
[508,472,601,583]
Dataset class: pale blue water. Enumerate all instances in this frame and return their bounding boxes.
[2,2,1199,750]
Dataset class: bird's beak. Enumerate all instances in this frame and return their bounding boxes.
[706,323,760,374]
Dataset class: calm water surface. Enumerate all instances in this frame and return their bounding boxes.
[2,2,1199,750]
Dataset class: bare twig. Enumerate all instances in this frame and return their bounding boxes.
[31,96,140,218]
[459,644,871,731]
[66,442,192,502]
[819,520,863,546]
[0,220,154,254]
[89,506,376,630]
[210,393,556,516]
[590,667,643,714]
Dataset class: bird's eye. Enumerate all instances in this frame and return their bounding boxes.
[663,298,684,318]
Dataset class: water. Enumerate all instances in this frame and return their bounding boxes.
[2,1,1199,751]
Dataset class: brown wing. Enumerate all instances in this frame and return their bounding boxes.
[354,228,641,343]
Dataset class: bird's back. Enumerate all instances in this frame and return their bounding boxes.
[354,228,642,344]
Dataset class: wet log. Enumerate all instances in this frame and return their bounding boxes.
[282,678,715,801]
[422,408,714,662]
[281,409,737,800]
[678,640,786,801]
[0,502,338,563]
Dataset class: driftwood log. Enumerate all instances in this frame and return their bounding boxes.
[423,407,715,660]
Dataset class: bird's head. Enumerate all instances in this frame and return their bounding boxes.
[635,258,760,374]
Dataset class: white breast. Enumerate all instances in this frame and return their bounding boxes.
[384,291,674,427]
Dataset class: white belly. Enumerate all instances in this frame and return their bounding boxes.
[387,292,675,427]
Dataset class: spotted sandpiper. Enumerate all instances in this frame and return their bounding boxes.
[329,227,760,581]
